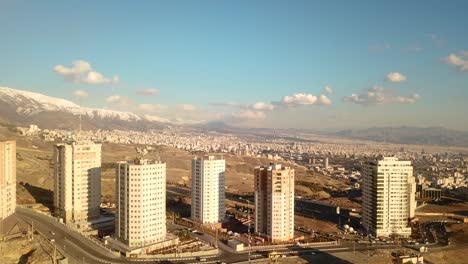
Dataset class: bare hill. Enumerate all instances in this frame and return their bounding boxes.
[333,126,468,147]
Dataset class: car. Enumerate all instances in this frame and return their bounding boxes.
[49,231,55,236]
[49,238,55,243]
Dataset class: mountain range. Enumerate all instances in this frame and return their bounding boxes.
[333,127,468,147]
[0,86,165,130]
[1,86,468,147]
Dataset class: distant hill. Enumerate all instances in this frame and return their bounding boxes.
[196,121,233,132]
[333,127,468,147]
[0,86,166,131]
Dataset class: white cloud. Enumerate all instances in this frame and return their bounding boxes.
[386,72,407,82]
[343,86,420,106]
[317,95,332,105]
[86,71,119,84]
[444,52,468,72]
[393,94,420,104]
[137,88,159,96]
[282,93,317,106]
[55,60,91,75]
[72,89,89,98]
[144,114,171,123]
[251,102,274,111]
[212,101,274,111]
[106,95,130,106]
[172,117,205,125]
[323,86,333,94]
[54,60,118,85]
[138,103,168,112]
[232,110,266,120]
[281,93,332,106]
[178,104,196,111]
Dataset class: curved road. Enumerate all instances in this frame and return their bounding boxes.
[16,207,220,264]
[16,207,415,264]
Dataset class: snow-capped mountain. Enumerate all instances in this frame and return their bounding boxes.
[0,86,164,130]
[0,86,141,120]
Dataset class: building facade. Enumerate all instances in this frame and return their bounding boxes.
[0,141,16,220]
[408,175,416,219]
[191,156,225,224]
[53,141,101,224]
[362,157,415,237]
[254,164,295,243]
[115,159,166,248]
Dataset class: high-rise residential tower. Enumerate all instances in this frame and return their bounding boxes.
[53,141,101,224]
[362,157,416,237]
[408,175,416,219]
[0,141,16,220]
[115,159,166,248]
[254,164,295,243]
[191,156,225,224]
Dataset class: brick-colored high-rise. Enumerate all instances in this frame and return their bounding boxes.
[254,164,294,243]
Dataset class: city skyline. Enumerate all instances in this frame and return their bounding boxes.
[1,1,468,262]
[1,1,468,130]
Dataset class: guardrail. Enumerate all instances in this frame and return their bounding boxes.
[244,240,338,251]
[139,249,219,259]
[415,212,468,222]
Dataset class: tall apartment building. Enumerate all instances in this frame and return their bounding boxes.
[362,157,416,237]
[408,175,416,219]
[254,164,295,243]
[53,141,101,224]
[191,156,225,224]
[0,141,16,220]
[115,159,166,248]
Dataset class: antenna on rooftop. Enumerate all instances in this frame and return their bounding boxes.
[134,145,161,161]
[135,147,149,159]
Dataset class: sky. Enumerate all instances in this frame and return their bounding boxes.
[1,0,467,130]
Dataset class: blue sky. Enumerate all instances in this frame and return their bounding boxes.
[1,0,467,130]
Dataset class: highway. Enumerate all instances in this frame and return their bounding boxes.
[167,185,358,226]
[16,204,409,264]
[16,207,221,264]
